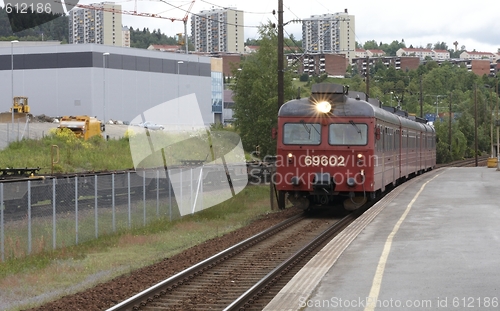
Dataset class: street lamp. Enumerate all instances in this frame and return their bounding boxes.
[484,84,494,158]
[103,52,110,135]
[11,40,18,132]
[177,61,183,98]
[177,60,183,75]
[424,94,446,122]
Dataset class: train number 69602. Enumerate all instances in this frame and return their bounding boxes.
[304,155,346,167]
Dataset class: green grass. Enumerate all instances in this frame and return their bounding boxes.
[0,130,134,174]
[0,185,273,310]
[0,128,247,175]
[0,127,273,309]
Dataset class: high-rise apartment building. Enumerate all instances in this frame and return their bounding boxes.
[69,2,123,46]
[122,26,130,48]
[302,9,355,61]
[191,8,244,53]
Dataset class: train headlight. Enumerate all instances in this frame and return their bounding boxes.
[287,152,293,163]
[347,177,356,187]
[316,101,332,113]
[357,153,365,166]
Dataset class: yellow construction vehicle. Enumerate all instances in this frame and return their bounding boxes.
[0,96,31,122]
[10,96,30,113]
[58,116,103,140]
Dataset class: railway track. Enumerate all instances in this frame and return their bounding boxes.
[104,157,487,311]
[106,207,364,311]
[437,155,489,168]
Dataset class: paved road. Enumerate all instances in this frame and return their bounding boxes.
[0,122,130,150]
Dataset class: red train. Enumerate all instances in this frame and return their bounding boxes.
[275,83,436,210]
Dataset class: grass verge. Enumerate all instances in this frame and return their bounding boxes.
[0,185,273,311]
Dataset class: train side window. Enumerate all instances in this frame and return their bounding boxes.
[375,125,381,151]
[283,123,321,145]
[329,123,368,145]
[395,129,400,150]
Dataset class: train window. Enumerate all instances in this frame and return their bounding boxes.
[283,123,321,145]
[395,130,400,150]
[329,123,368,145]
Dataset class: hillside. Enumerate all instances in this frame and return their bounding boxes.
[0,8,179,48]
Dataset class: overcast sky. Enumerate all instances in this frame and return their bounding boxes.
[80,0,499,53]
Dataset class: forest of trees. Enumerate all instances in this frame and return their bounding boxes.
[0,9,179,47]
[358,39,465,58]
[232,24,499,164]
[0,7,496,164]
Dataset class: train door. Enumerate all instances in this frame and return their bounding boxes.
[396,128,401,181]
[402,129,408,178]
[408,130,415,174]
[416,132,421,173]
[423,131,427,170]
[374,124,384,191]
[384,126,395,187]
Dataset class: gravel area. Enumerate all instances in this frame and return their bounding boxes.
[22,207,301,311]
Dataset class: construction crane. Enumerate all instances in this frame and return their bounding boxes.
[62,0,195,54]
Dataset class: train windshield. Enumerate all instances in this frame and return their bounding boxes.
[283,123,321,145]
[329,123,368,145]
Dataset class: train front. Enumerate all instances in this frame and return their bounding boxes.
[275,83,374,210]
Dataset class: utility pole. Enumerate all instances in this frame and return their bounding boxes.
[449,91,452,154]
[489,85,493,158]
[496,78,499,166]
[419,75,423,118]
[474,84,478,167]
[365,56,370,97]
[277,0,284,112]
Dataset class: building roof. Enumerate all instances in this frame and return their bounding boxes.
[401,48,433,53]
[465,51,495,56]
[147,45,181,51]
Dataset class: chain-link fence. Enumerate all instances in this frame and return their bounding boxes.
[0,167,223,262]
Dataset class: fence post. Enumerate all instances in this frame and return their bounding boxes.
[156,169,159,217]
[53,178,56,249]
[143,173,146,226]
[180,168,183,214]
[28,180,32,255]
[190,168,193,211]
[1,183,4,262]
[112,173,115,232]
[75,176,78,245]
[127,172,131,228]
[95,175,98,238]
[169,171,172,221]
[192,167,203,214]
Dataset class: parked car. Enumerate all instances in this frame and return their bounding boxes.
[139,121,164,130]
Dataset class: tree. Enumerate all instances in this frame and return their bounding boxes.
[231,24,295,157]
[363,40,379,50]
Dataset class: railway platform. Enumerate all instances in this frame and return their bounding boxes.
[264,167,500,311]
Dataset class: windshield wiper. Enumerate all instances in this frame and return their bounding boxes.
[349,120,362,135]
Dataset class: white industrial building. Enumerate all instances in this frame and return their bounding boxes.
[0,43,219,126]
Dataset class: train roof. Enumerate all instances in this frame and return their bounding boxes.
[279,83,434,133]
